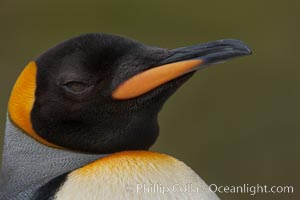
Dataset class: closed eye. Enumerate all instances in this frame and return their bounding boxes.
[63,81,92,94]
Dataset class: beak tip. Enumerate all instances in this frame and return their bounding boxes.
[239,43,252,56]
[236,39,253,55]
[246,47,253,55]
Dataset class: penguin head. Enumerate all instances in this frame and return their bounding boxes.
[8,33,251,153]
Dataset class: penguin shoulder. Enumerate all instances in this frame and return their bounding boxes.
[53,151,219,200]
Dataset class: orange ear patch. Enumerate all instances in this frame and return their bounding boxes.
[8,61,60,148]
[112,59,203,100]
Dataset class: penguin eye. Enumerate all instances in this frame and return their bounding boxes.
[63,81,90,94]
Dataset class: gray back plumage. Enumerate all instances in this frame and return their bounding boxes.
[0,117,105,200]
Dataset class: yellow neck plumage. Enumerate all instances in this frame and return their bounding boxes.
[8,61,60,148]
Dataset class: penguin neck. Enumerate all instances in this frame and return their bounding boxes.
[0,116,106,199]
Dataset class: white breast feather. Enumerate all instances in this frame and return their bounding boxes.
[54,151,219,200]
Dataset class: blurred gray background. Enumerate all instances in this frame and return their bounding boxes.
[0,1,299,199]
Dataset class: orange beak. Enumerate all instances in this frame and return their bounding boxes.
[112,39,251,100]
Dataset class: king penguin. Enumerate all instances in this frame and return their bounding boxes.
[0,33,251,200]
